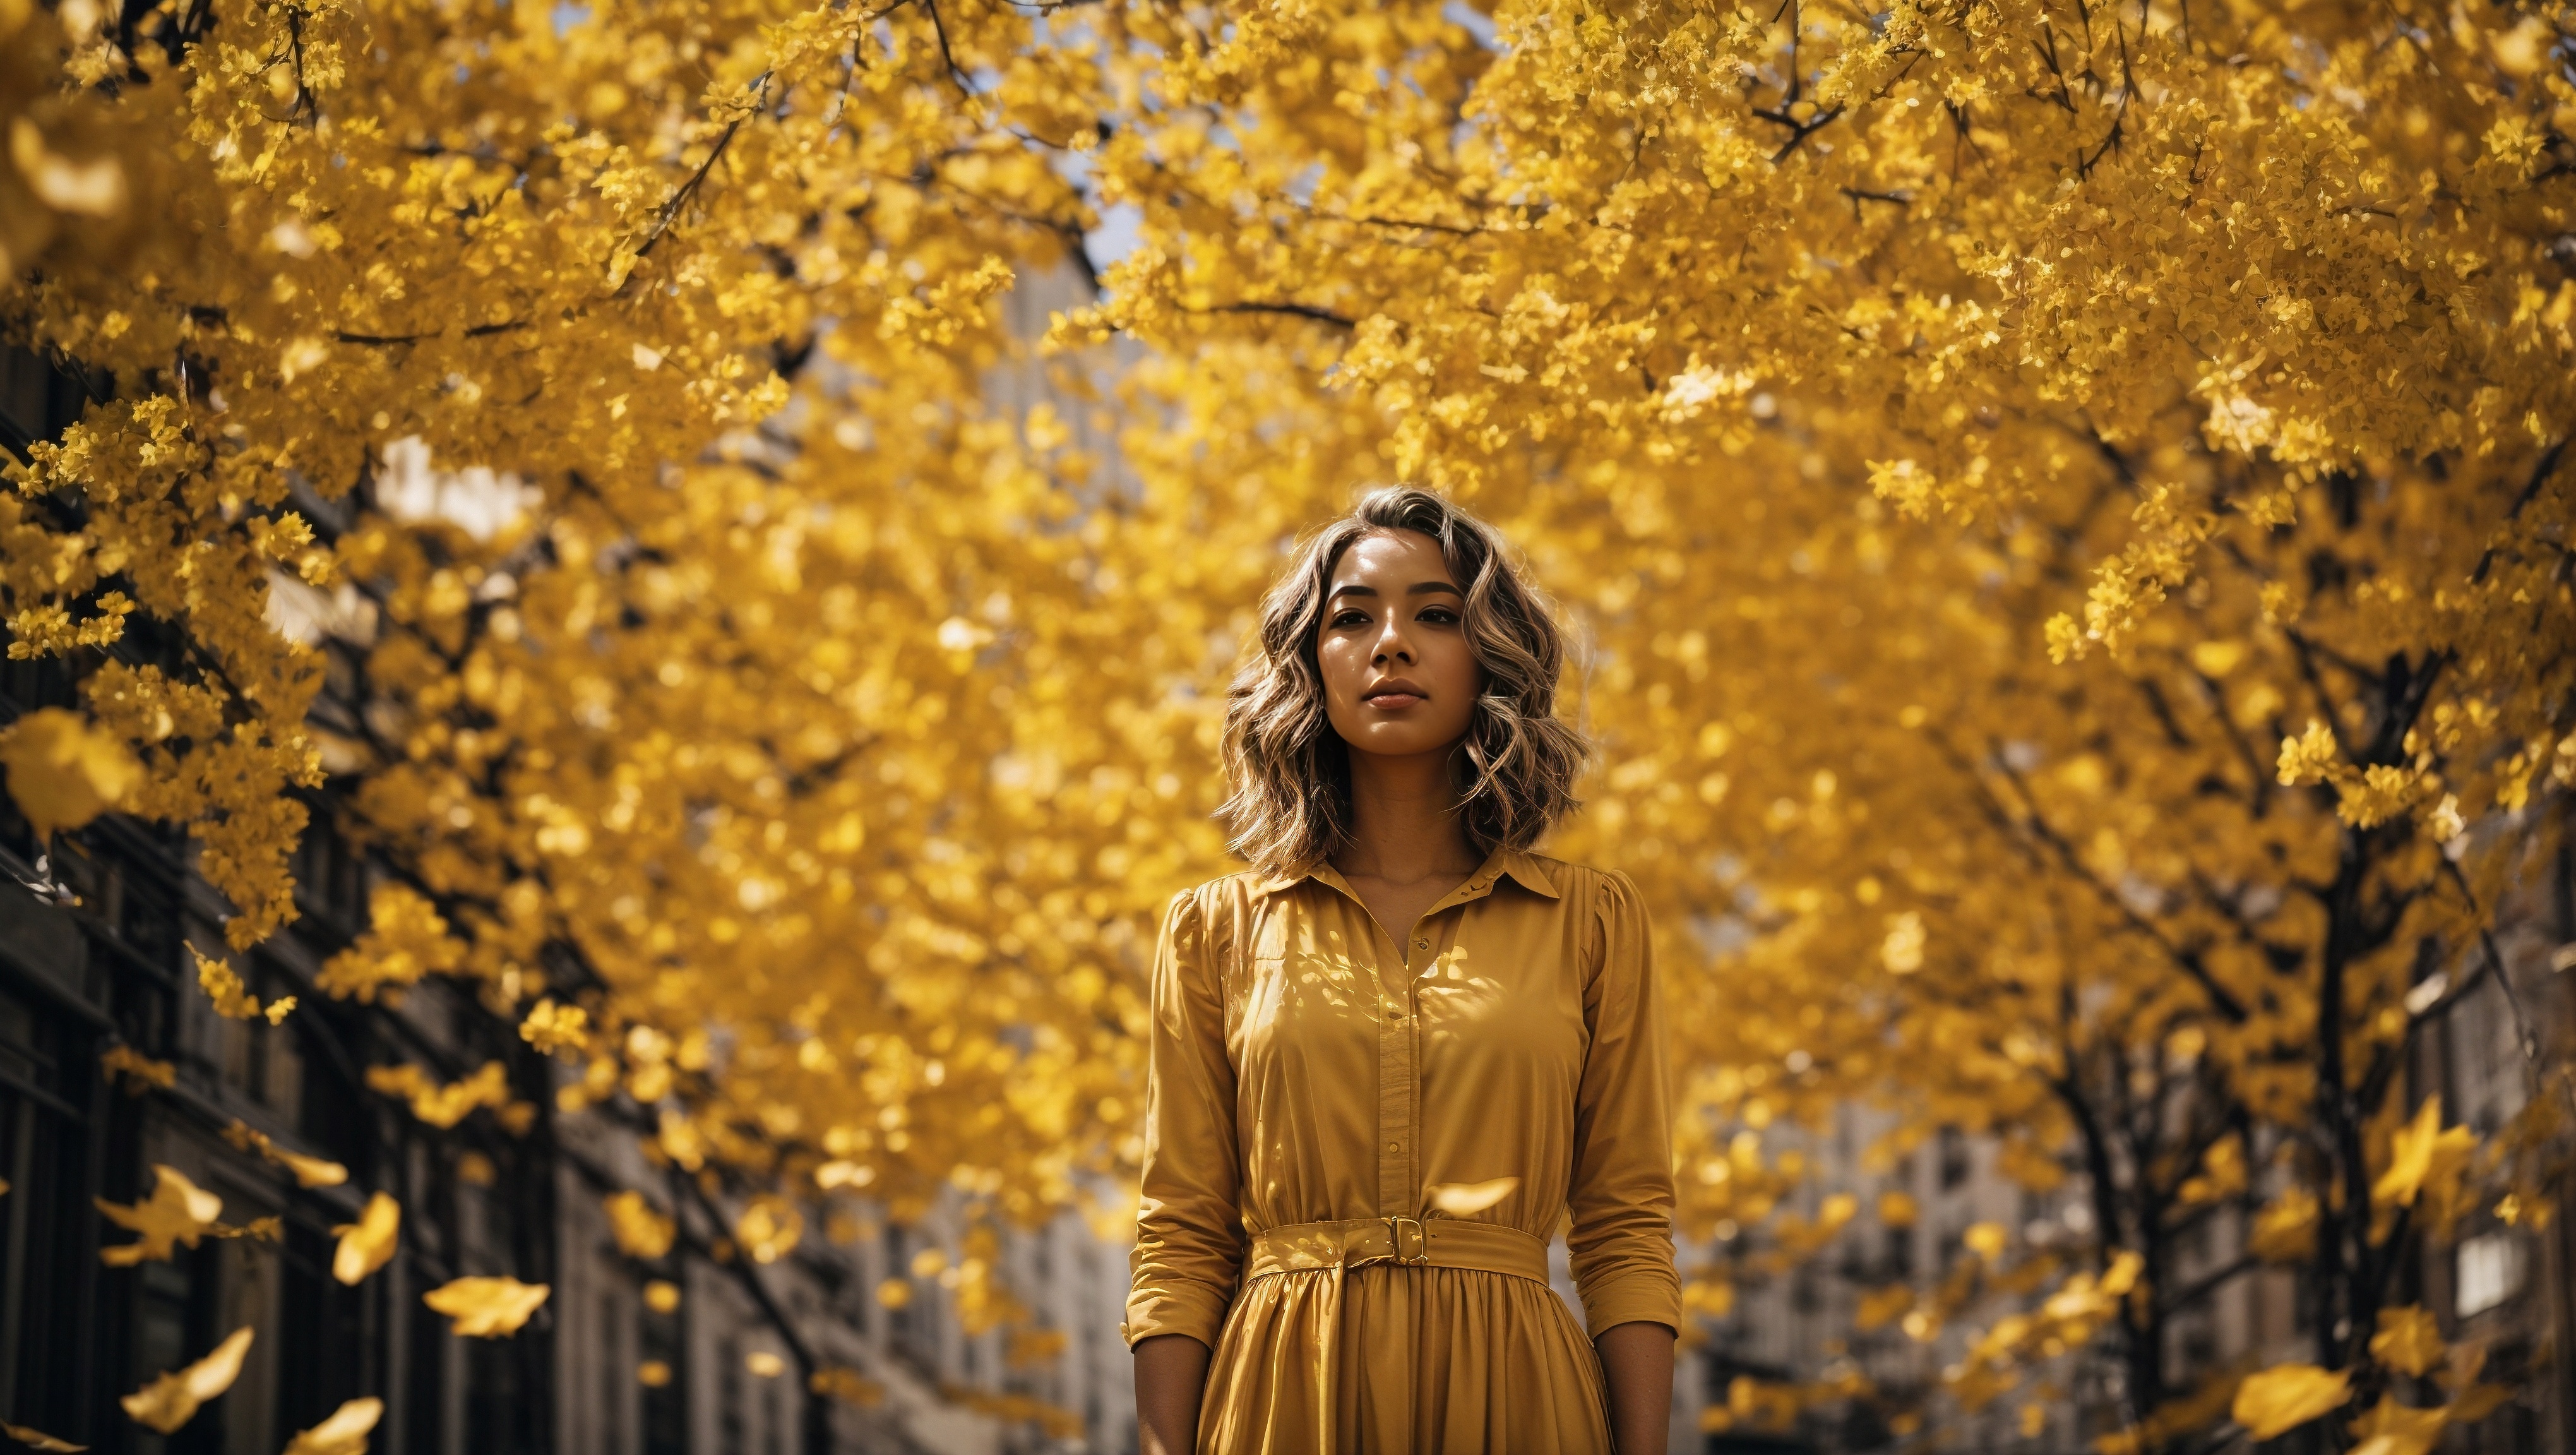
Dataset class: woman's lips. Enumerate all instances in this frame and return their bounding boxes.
[1364,692,1425,709]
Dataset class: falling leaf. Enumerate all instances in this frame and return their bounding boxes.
[744,1350,786,1378]
[636,1360,672,1388]
[364,1063,511,1129]
[422,1276,549,1336]
[2373,1097,2474,1209]
[2369,1305,2444,1377]
[643,1279,681,1313]
[1,1421,86,1451]
[736,1197,801,1264]
[604,1191,675,1260]
[2445,1384,2512,1423]
[1428,1176,1519,1214]
[99,1046,176,1094]
[1963,1221,2008,1260]
[1877,1190,1918,1227]
[2232,1363,2351,1440]
[281,1398,383,1455]
[2251,1187,2318,1262]
[874,1278,912,1310]
[2347,1393,2448,1455]
[97,1165,224,1265]
[221,1120,347,1189]
[0,709,140,837]
[119,1327,253,1433]
[277,1149,347,1189]
[333,1193,401,1284]
[1854,1284,1914,1331]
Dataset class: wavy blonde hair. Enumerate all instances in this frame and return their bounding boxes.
[1219,488,1589,875]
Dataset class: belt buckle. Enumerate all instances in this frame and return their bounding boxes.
[1387,1216,1428,1266]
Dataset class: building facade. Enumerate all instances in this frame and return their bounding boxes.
[1,345,1138,1455]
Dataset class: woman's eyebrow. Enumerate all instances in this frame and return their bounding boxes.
[1327,580,1461,600]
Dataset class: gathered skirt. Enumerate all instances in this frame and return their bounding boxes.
[1196,1265,1613,1454]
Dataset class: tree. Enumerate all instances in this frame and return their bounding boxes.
[1073,0,2576,1445]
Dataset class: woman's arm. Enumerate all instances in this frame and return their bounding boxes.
[1566,871,1683,1452]
[1133,1333,1213,1455]
[1126,890,1240,1451]
[1597,1320,1675,1454]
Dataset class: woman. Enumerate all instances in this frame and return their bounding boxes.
[1126,488,1678,1454]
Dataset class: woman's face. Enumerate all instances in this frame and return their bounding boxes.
[1315,529,1483,760]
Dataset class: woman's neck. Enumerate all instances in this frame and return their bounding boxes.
[1335,746,1480,882]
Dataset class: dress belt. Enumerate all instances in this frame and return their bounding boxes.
[1246,1216,1551,1284]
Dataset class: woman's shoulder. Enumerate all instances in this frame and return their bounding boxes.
[1165,868,1272,915]
[1515,853,1637,902]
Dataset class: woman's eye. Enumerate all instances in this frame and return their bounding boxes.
[1418,607,1459,625]
[1332,610,1369,628]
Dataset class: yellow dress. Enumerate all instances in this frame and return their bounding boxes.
[1124,849,1680,1454]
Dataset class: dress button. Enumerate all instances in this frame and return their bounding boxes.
[1414,937,1430,950]
[1388,1142,1401,1153]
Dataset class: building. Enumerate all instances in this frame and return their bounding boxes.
[1,342,1140,1454]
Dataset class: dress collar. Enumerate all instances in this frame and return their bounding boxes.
[1249,847,1559,902]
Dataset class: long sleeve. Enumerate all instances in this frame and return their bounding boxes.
[1565,869,1681,1338]
[1124,887,1243,1348]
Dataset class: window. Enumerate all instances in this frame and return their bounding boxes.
[2455,1232,2524,1319]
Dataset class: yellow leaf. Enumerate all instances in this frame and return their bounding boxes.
[119,1327,253,1434]
[636,1360,672,1388]
[2349,1392,2448,1455]
[1,1421,86,1451]
[189,942,271,1021]
[2231,1364,2351,1440]
[2372,1097,2471,1209]
[518,999,589,1055]
[2368,1305,2443,1377]
[332,1192,401,1284]
[736,1197,802,1264]
[1855,1283,1914,1331]
[874,1278,912,1309]
[422,1276,550,1337]
[1427,1176,1520,1214]
[276,1149,345,1189]
[96,1165,224,1265]
[643,1279,680,1313]
[220,1120,346,1189]
[281,1397,383,1455]
[1877,1190,1918,1227]
[100,1046,175,1093]
[2444,1384,2512,1423]
[2251,1187,2318,1262]
[0,709,140,837]
[1964,1221,2008,1260]
[744,1350,786,1378]
[603,1190,675,1259]
[365,1062,511,1129]
[2376,1099,2437,1204]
